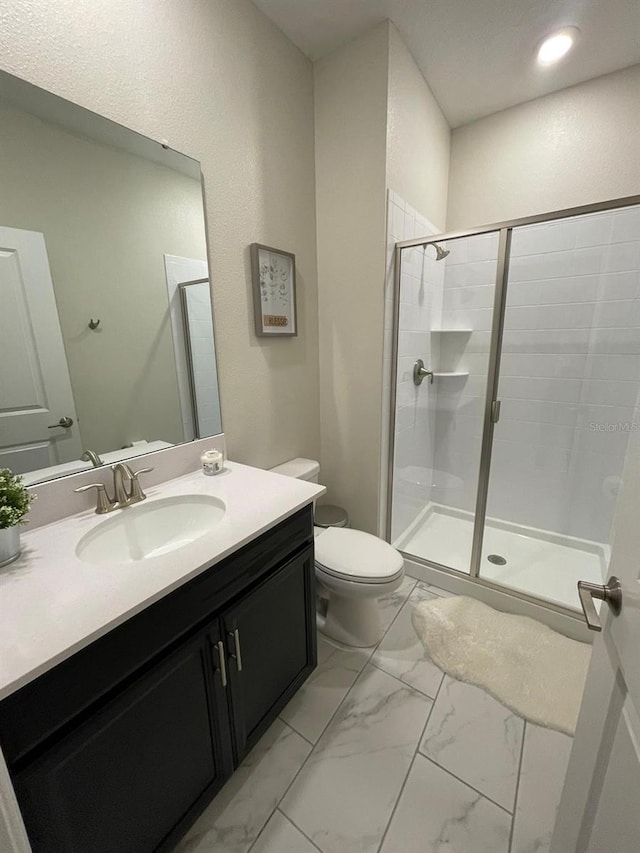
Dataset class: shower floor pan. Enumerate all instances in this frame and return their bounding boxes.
[395,503,608,612]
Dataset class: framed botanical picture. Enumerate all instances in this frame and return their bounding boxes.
[250,243,297,337]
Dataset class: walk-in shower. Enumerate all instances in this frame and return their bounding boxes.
[387,196,640,617]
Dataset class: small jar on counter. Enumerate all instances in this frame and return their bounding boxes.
[201,448,224,476]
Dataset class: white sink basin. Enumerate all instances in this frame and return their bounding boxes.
[76,495,226,565]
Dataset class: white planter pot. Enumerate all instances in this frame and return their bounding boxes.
[0,525,21,567]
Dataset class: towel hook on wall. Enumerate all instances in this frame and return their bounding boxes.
[88,318,101,330]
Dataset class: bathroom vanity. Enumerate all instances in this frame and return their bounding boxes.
[0,462,323,852]
[0,67,324,853]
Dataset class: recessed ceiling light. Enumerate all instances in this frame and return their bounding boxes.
[537,27,579,66]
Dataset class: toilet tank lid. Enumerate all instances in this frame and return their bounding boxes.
[269,458,320,481]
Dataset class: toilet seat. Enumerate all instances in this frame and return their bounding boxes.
[314,527,404,584]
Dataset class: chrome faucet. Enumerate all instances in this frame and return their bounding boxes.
[113,463,134,505]
[113,463,154,507]
[75,464,154,514]
[81,449,104,468]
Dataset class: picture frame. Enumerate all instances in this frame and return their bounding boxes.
[250,243,297,337]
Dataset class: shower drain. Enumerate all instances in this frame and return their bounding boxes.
[487,554,507,565]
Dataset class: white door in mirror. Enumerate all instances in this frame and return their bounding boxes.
[0,227,82,472]
[75,494,226,565]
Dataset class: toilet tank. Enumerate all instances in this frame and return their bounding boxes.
[270,458,320,483]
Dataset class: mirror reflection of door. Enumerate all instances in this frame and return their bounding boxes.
[180,280,222,440]
[164,255,222,443]
[0,226,82,473]
[0,71,222,486]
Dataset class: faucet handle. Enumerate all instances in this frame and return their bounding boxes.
[74,483,115,514]
[129,467,154,503]
[132,466,154,477]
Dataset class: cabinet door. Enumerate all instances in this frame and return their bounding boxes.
[13,627,233,853]
[223,545,316,759]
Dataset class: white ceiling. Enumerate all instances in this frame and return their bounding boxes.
[251,0,640,127]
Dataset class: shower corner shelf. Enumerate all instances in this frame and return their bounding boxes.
[433,371,469,378]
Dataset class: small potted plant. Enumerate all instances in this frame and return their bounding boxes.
[0,468,34,567]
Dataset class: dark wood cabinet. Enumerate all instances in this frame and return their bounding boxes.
[13,630,229,853]
[223,547,316,759]
[0,507,316,853]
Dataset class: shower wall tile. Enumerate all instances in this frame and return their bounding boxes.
[501,328,591,354]
[611,207,640,243]
[504,302,595,329]
[603,240,640,272]
[574,211,617,247]
[590,326,640,354]
[510,219,579,256]
[599,270,639,300]
[442,284,494,310]
[440,307,493,330]
[582,378,640,407]
[467,232,500,263]
[593,298,640,327]
[498,376,583,404]
[506,276,598,306]
[500,353,587,379]
[499,399,578,426]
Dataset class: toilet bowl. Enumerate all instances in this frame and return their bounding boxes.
[270,458,405,647]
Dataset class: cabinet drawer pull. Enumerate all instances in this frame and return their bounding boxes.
[215,641,228,687]
[229,629,243,672]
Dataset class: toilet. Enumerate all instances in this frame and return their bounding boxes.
[270,458,405,647]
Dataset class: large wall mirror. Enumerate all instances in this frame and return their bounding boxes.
[0,71,222,486]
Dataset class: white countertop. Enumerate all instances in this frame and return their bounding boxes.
[0,462,324,701]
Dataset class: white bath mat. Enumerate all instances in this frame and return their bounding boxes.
[412,595,591,736]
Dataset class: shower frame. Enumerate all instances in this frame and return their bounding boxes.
[386,193,640,620]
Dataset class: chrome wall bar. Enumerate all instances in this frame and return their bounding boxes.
[385,242,405,543]
[394,193,640,252]
[469,227,512,578]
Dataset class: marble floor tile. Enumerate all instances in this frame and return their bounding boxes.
[175,719,311,853]
[280,664,432,853]
[379,755,511,853]
[377,575,418,634]
[372,586,445,698]
[250,810,319,853]
[416,581,455,598]
[280,636,371,743]
[420,675,524,811]
[511,723,573,853]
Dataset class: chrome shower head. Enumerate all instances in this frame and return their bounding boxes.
[433,243,450,261]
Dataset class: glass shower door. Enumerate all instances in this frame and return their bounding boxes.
[479,205,640,609]
[390,230,500,574]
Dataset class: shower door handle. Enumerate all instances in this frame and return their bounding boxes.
[577,576,622,632]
